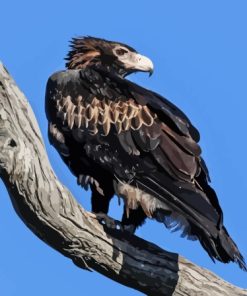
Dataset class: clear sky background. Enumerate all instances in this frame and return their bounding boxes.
[0,1,246,295]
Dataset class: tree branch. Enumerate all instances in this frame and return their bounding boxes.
[0,62,246,296]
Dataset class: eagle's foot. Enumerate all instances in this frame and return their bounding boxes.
[122,224,136,235]
[94,213,123,230]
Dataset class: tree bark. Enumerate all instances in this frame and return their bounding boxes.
[0,62,246,296]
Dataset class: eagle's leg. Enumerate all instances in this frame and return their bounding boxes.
[121,206,147,234]
[90,182,122,229]
[91,186,113,214]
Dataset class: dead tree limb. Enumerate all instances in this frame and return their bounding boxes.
[0,62,246,296]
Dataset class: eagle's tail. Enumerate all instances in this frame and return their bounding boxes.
[211,226,246,270]
[136,175,247,271]
[192,222,246,271]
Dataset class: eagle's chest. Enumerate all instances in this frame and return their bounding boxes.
[56,95,154,138]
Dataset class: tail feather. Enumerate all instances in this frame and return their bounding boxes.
[217,226,247,271]
[190,223,247,271]
[136,175,246,271]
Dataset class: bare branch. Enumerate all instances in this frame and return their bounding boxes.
[0,62,246,296]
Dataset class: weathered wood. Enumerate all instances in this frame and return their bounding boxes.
[0,62,246,296]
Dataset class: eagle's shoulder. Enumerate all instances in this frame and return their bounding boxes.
[47,69,81,84]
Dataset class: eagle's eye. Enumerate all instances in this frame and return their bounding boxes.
[115,48,128,56]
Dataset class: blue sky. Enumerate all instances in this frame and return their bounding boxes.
[0,1,247,294]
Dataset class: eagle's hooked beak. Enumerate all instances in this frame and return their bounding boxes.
[134,54,154,76]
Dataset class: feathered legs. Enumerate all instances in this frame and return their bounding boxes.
[91,187,113,214]
[90,181,122,229]
[121,206,147,234]
[90,176,147,233]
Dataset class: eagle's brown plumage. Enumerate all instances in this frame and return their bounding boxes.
[65,36,137,70]
[45,36,246,270]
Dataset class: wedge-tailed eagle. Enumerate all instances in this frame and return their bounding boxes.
[45,36,246,270]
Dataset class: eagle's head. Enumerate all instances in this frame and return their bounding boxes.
[65,36,154,78]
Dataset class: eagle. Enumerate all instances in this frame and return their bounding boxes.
[45,36,246,270]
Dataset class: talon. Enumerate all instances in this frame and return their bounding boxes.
[115,221,124,231]
[93,213,122,230]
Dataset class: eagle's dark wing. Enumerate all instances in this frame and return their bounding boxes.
[45,67,246,270]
